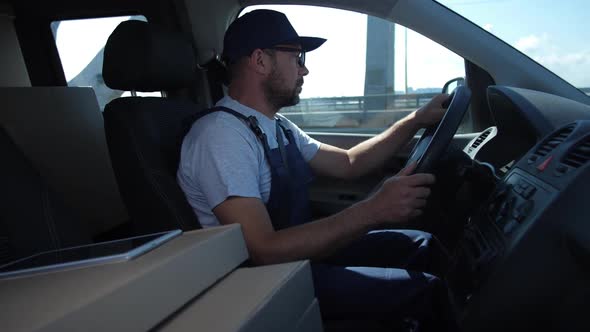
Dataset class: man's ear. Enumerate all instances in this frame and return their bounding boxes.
[248,49,272,75]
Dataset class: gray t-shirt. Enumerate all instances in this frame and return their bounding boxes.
[177,96,322,228]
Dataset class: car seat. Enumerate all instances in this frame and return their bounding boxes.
[102,20,201,235]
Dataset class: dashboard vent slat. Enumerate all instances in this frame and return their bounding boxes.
[532,125,575,158]
[562,136,590,168]
[468,128,493,152]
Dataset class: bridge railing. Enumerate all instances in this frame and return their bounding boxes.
[281,88,590,132]
[282,92,442,131]
[284,92,439,114]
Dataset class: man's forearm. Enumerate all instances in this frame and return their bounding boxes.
[309,94,447,180]
[249,157,433,265]
[250,200,376,265]
[345,112,420,178]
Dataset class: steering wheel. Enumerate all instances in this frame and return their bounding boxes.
[405,86,472,174]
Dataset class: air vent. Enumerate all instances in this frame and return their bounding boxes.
[466,127,497,155]
[470,128,492,150]
[562,136,590,168]
[530,125,575,161]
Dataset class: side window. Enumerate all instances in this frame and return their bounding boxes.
[243,5,472,134]
[51,15,160,111]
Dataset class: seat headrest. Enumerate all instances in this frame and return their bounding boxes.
[103,20,196,92]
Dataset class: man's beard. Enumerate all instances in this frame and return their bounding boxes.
[263,66,303,110]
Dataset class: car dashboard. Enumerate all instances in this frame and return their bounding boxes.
[449,86,590,331]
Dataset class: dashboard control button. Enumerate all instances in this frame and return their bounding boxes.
[503,219,518,234]
[522,186,537,199]
[496,197,516,224]
[513,200,535,222]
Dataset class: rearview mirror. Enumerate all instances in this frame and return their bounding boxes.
[442,77,465,94]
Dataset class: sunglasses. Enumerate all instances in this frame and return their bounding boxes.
[267,46,306,67]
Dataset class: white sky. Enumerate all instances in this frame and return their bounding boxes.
[55,2,588,98]
[55,7,464,99]
[55,16,130,81]
[245,5,464,98]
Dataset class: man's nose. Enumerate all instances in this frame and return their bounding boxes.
[300,65,309,76]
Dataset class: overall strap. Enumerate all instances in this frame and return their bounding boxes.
[275,117,294,140]
[185,106,273,158]
[275,119,290,173]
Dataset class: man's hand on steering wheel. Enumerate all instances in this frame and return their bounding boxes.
[405,86,472,174]
[413,93,450,128]
[366,161,436,225]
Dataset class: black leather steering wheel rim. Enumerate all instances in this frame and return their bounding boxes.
[405,86,472,174]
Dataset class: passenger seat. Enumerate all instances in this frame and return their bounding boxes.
[102,20,201,235]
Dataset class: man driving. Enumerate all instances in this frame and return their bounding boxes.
[178,9,455,330]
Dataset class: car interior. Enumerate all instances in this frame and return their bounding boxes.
[1,0,589,331]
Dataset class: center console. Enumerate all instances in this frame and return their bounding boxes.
[450,168,558,301]
[449,121,590,331]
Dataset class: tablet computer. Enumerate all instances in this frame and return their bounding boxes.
[0,229,182,279]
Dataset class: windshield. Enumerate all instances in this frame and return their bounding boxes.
[437,0,589,95]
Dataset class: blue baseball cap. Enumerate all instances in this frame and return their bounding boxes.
[222,9,326,62]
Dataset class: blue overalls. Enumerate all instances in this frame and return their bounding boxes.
[194,106,456,330]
